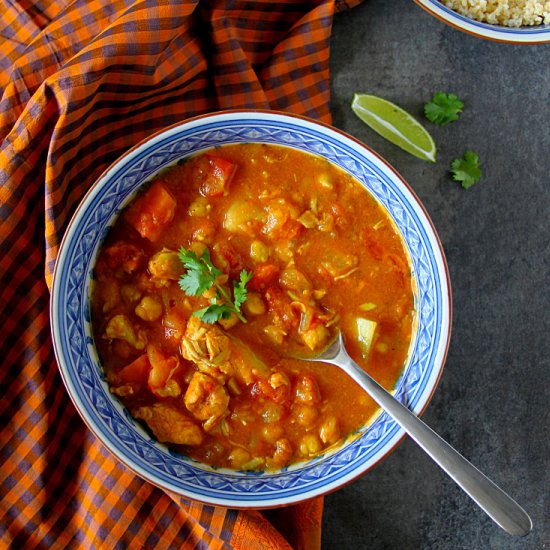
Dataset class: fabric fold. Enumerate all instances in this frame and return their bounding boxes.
[0,1,363,547]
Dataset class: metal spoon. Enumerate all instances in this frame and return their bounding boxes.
[301,332,532,536]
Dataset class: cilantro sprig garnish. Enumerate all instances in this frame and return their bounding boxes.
[424,92,464,126]
[178,247,252,324]
[450,151,482,189]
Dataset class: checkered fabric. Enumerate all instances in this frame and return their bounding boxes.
[0,0,363,547]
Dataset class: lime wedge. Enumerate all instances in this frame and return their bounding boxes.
[352,94,436,163]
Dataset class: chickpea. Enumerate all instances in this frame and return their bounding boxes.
[242,292,266,316]
[261,402,284,424]
[272,438,293,466]
[262,424,284,443]
[317,173,333,189]
[121,284,142,305]
[319,416,340,445]
[148,250,183,280]
[293,404,318,427]
[295,374,321,405]
[135,296,163,322]
[279,268,311,296]
[299,434,322,456]
[218,313,239,330]
[301,324,329,351]
[188,196,210,217]
[264,325,286,345]
[250,240,270,263]
[228,448,251,468]
[188,241,207,258]
[269,372,290,390]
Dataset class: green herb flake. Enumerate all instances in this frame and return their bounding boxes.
[450,151,482,189]
[178,246,251,324]
[424,92,464,126]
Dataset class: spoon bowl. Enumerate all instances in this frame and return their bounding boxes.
[300,332,533,537]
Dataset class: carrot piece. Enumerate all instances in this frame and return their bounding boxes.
[199,156,237,197]
[125,181,176,241]
[115,354,150,385]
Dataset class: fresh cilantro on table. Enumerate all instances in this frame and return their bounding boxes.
[450,151,482,189]
[424,92,464,126]
[178,247,251,323]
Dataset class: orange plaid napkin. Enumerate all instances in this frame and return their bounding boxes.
[0,0,362,547]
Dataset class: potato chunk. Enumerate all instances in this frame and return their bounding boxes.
[223,201,264,233]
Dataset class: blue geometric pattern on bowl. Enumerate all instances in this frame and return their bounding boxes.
[54,115,447,504]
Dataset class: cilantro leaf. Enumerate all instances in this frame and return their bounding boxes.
[450,151,482,189]
[424,92,464,126]
[178,246,251,324]
[233,270,253,310]
[178,248,214,296]
[193,304,234,323]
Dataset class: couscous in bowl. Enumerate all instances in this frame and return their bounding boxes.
[415,0,550,42]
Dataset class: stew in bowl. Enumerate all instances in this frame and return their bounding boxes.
[91,143,415,471]
[51,111,450,507]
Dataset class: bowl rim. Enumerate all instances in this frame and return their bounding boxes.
[50,109,452,508]
[414,0,550,43]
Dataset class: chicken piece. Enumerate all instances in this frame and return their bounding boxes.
[133,402,203,445]
[184,372,229,431]
[180,317,230,381]
[180,317,269,384]
[104,314,146,350]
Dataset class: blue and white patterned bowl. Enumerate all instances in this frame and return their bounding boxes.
[415,0,550,43]
[51,111,451,508]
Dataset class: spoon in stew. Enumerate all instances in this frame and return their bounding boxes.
[300,332,532,537]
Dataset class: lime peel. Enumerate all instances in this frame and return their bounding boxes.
[352,94,437,163]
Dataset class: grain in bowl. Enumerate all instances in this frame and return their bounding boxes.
[442,0,550,26]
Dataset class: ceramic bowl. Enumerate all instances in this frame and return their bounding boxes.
[415,0,550,43]
[50,110,451,508]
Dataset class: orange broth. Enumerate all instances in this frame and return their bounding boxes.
[91,143,414,470]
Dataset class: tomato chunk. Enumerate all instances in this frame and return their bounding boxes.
[199,156,237,197]
[125,181,176,241]
[249,264,279,291]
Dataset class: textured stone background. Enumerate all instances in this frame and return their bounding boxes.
[324,0,550,547]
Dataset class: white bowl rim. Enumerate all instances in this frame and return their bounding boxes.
[415,0,550,43]
[50,109,452,508]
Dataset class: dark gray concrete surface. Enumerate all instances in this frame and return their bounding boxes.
[323,1,550,548]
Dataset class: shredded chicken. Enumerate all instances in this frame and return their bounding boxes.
[181,317,269,384]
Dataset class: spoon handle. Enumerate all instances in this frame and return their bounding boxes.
[342,356,532,537]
